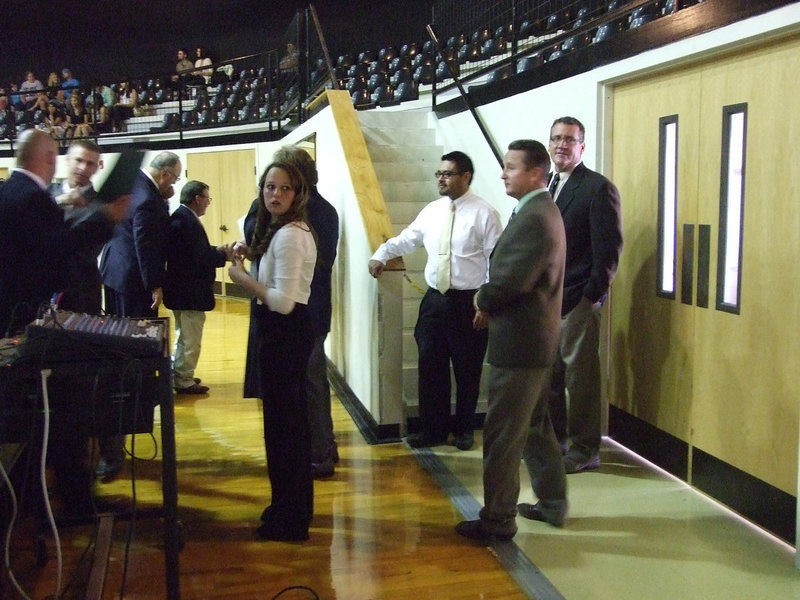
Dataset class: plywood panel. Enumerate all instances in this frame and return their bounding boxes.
[610,67,701,442]
[690,36,800,494]
[612,33,800,495]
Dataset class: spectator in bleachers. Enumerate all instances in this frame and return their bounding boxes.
[91,97,112,135]
[9,83,22,110]
[66,92,92,138]
[176,48,194,74]
[193,46,214,84]
[52,89,67,109]
[112,81,139,132]
[28,93,49,113]
[173,48,195,90]
[61,68,81,99]
[46,71,60,95]
[20,71,44,109]
[43,101,67,141]
[279,42,299,72]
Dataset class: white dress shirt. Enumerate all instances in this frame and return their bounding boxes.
[257,221,317,314]
[371,190,502,290]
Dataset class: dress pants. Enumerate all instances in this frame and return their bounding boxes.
[104,286,158,320]
[549,299,602,458]
[306,334,336,465]
[172,309,206,389]
[100,285,159,470]
[414,288,488,439]
[480,365,566,533]
[254,302,314,535]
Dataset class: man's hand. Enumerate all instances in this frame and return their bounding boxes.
[151,287,163,311]
[368,259,385,278]
[55,189,88,208]
[473,309,489,330]
[101,194,131,224]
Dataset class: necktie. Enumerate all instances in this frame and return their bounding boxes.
[549,173,561,200]
[436,201,455,293]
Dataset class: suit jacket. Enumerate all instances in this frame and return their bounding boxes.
[243,187,339,337]
[0,170,113,334]
[100,170,169,298]
[47,183,104,313]
[163,204,227,311]
[476,189,565,369]
[554,162,623,315]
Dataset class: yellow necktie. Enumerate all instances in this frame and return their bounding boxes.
[436,201,455,293]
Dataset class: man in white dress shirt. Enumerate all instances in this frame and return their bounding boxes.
[369,151,502,451]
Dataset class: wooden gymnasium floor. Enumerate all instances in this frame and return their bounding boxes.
[2,297,799,599]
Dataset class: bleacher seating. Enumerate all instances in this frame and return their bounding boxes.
[0,0,718,146]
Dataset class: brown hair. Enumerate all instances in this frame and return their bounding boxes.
[248,161,310,260]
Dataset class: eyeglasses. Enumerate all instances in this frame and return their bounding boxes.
[164,168,181,182]
[434,170,463,179]
[549,135,583,145]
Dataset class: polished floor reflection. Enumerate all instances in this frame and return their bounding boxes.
[3,298,798,599]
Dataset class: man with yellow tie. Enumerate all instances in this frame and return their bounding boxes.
[368,151,502,451]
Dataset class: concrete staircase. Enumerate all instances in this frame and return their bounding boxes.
[357,109,442,414]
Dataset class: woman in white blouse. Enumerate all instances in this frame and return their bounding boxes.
[229,161,317,541]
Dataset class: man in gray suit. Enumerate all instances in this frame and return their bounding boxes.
[456,139,568,541]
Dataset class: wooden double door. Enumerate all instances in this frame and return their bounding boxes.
[609,34,800,497]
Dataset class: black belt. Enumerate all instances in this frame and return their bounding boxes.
[429,287,478,297]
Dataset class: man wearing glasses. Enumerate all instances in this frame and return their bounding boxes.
[98,151,181,479]
[368,151,502,451]
[163,181,229,395]
[542,116,623,476]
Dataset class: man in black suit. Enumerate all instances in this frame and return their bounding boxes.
[49,139,104,314]
[100,150,180,319]
[163,180,228,394]
[98,150,180,479]
[547,116,623,473]
[456,139,567,541]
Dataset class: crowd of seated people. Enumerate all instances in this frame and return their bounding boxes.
[0,0,688,143]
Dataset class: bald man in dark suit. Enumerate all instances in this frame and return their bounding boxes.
[456,139,567,541]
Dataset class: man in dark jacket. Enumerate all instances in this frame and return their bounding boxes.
[48,139,104,314]
[164,180,229,394]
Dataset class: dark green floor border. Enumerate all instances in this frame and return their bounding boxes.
[327,361,400,445]
[412,447,565,600]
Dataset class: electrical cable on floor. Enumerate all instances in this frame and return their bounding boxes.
[1,446,32,600]
[271,585,321,599]
[38,368,64,599]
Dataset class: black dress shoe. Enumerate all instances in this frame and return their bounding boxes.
[175,383,209,395]
[311,461,334,479]
[455,519,516,541]
[454,432,474,451]
[95,457,124,482]
[406,433,447,448]
[193,377,202,384]
[254,522,309,542]
[563,453,600,474]
[517,502,566,527]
